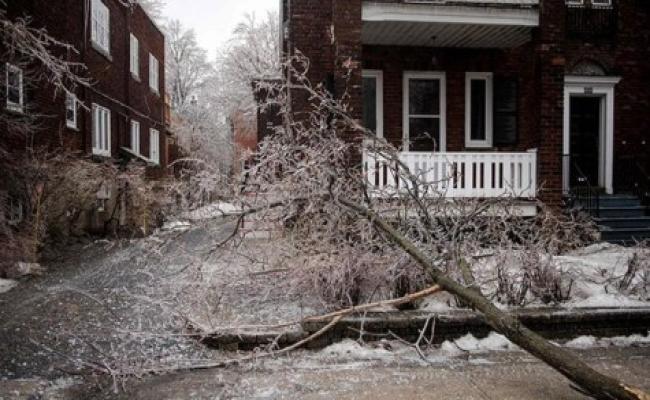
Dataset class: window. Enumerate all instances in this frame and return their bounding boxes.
[65,93,78,129]
[465,72,493,148]
[149,128,160,164]
[591,0,612,7]
[92,104,111,156]
[493,78,519,146]
[403,72,446,152]
[5,63,23,112]
[91,0,110,55]
[130,34,139,78]
[6,196,23,226]
[362,70,383,138]
[565,0,584,5]
[149,54,159,94]
[130,120,140,154]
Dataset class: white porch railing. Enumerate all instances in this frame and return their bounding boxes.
[363,150,538,198]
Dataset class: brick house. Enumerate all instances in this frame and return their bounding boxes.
[2,0,169,229]
[279,0,650,239]
[3,0,168,165]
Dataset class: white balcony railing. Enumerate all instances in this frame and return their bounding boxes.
[363,150,538,198]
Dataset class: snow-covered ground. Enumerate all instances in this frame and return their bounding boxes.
[0,278,18,294]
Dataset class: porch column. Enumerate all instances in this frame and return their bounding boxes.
[537,0,567,206]
[332,0,364,161]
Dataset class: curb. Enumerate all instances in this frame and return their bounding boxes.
[197,307,650,351]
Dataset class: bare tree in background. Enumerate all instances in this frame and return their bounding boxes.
[217,11,280,116]
[165,19,212,112]
[133,0,166,23]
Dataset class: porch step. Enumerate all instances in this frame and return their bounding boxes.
[598,227,650,244]
[587,206,647,219]
[594,216,650,229]
[578,194,649,245]
[595,195,641,208]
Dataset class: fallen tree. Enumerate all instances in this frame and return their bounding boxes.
[222,55,650,400]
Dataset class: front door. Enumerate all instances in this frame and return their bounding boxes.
[569,96,601,188]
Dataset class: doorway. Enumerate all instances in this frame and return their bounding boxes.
[569,96,602,188]
[563,76,619,195]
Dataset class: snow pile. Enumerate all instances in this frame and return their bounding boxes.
[565,332,650,349]
[443,332,518,354]
[320,339,392,361]
[161,220,192,232]
[0,278,18,294]
[182,202,242,221]
[469,243,650,309]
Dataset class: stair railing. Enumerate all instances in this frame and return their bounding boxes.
[564,154,600,218]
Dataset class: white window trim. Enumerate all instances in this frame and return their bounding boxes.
[91,0,110,56]
[149,54,159,94]
[130,120,141,154]
[65,93,78,129]
[130,34,139,78]
[465,72,494,148]
[5,63,24,113]
[362,69,384,139]
[150,128,160,165]
[402,71,446,152]
[92,104,111,157]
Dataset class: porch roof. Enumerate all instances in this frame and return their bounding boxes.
[362,1,539,48]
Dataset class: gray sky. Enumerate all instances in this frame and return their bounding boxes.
[163,0,278,60]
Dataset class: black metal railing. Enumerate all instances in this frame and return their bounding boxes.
[566,1,618,40]
[617,155,650,208]
[564,154,601,217]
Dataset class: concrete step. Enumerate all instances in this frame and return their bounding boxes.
[589,206,648,219]
[595,216,650,229]
[596,195,642,208]
[599,227,650,243]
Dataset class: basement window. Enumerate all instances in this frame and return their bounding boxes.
[66,93,78,129]
[5,63,24,113]
[6,196,24,226]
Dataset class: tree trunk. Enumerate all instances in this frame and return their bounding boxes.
[340,197,649,400]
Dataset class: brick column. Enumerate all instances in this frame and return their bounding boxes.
[536,0,567,206]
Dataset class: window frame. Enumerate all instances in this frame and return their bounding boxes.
[402,71,446,152]
[149,54,159,94]
[92,103,111,157]
[362,69,384,139]
[5,63,24,113]
[6,195,24,226]
[130,34,139,78]
[465,72,494,148]
[149,128,160,165]
[91,0,111,56]
[65,93,78,129]
[130,120,141,154]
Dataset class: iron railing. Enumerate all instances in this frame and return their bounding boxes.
[617,155,650,209]
[566,1,618,40]
[564,154,600,217]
